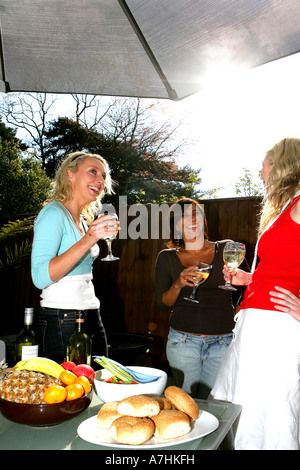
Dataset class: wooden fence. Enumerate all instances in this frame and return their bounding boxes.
[0,197,262,362]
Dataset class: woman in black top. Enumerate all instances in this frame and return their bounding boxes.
[155,198,235,398]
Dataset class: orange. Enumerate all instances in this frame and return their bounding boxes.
[65,383,84,401]
[75,375,91,395]
[44,385,67,404]
[60,369,77,385]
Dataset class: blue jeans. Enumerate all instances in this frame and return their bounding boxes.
[38,307,107,364]
[166,327,233,399]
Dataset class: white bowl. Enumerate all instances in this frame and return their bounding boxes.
[94,366,168,403]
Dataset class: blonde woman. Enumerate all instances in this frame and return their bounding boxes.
[211,138,300,450]
[31,152,119,362]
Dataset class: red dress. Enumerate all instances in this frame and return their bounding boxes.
[241,195,300,311]
[211,196,300,449]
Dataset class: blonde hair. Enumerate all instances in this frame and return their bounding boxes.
[46,151,114,223]
[258,138,300,235]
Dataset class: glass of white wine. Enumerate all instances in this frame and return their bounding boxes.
[99,212,119,261]
[184,261,212,303]
[219,241,246,291]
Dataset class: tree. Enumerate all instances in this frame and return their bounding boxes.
[0,92,57,167]
[44,117,202,204]
[43,117,109,177]
[0,138,51,218]
[0,120,27,150]
[235,168,264,197]
[70,93,116,129]
[0,93,206,203]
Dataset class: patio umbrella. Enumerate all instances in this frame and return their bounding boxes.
[0,0,300,101]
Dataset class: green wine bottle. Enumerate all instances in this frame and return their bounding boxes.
[15,307,39,362]
[66,311,91,365]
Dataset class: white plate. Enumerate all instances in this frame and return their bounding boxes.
[77,410,219,449]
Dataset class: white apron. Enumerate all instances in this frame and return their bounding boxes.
[210,307,300,449]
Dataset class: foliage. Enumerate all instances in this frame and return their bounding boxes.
[235,168,264,197]
[0,119,27,150]
[43,117,108,177]
[44,117,203,204]
[0,216,35,242]
[0,239,32,270]
[0,216,35,269]
[0,93,207,204]
[0,138,51,218]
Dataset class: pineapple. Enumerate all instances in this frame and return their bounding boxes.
[0,368,64,404]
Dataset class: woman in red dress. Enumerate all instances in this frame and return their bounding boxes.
[211,137,300,450]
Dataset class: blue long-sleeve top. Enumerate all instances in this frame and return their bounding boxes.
[31,201,97,290]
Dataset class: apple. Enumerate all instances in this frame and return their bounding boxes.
[73,364,95,381]
[61,361,76,371]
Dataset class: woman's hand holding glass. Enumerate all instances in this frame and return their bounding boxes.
[175,265,205,289]
[219,241,246,291]
[183,262,212,303]
[88,214,119,240]
[222,265,252,286]
[98,213,120,261]
[87,213,120,261]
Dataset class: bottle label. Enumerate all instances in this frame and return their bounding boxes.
[21,344,39,360]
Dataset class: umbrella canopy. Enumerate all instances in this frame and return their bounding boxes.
[0,0,300,101]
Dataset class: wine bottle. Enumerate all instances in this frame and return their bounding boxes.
[66,311,91,365]
[15,307,39,362]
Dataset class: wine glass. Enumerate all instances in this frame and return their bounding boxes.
[218,241,246,291]
[184,261,212,303]
[99,212,119,261]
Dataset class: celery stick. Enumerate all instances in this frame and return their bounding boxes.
[94,356,137,383]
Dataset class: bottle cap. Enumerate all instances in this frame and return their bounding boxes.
[24,308,34,324]
[75,311,85,322]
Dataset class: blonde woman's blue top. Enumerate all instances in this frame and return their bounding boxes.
[31,201,98,290]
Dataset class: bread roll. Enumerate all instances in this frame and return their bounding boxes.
[110,416,155,445]
[152,396,172,410]
[96,401,122,429]
[164,386,199,421]
[151,409,191,439]
[117,395,160,417]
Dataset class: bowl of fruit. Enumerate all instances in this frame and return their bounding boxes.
[0,358,94,426]
[93,356,168,403]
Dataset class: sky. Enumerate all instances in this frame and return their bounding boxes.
[157,52,300,198]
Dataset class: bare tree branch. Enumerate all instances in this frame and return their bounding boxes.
[0,92,57,166]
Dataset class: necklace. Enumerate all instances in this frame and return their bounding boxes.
[62,203,85,236]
